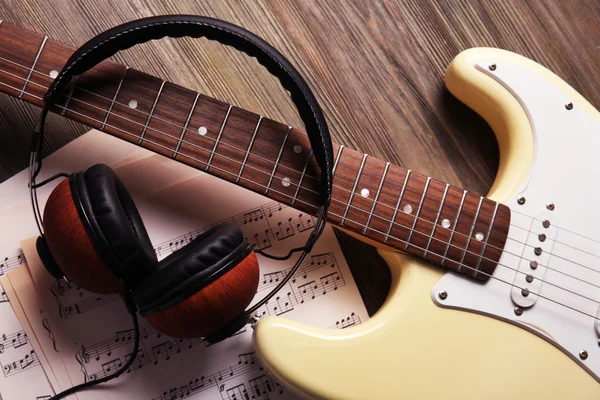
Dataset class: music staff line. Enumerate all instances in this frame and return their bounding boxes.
[0,254,25,277]
[52,250,338,320]
[152,312,360,400]
[0,329,41,377]
[2,349,39,377]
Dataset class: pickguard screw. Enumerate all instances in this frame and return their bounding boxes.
[538,233,546,242]
[546,203,555,211]
[542,220,551,229]
[489,63,497,71]
[530,260,538,270]
[517,196,526,205]
[438,290,448,300]
[566,102,574,110]
[580,350,588,360]
[514,307,523,316]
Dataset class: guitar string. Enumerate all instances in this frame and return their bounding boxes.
[5,70,600,289]
[0,56,525,227]
[6,81,600,318]
[3,52,599,267]
[4,57,597,270]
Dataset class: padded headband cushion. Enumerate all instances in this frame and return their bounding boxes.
[131,223,252,316]
[71,164,158,286]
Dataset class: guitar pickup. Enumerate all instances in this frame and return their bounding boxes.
[511,210,558,308]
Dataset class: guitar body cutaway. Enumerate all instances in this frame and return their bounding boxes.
[254,48,600,399]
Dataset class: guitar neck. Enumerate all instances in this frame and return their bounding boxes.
[0,21,510,281]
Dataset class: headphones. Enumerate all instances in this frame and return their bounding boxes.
[29,15,333,399]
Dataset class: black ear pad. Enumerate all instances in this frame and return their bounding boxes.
[36,235,64,279]
[131,223,252,316]
[70,164,158,287]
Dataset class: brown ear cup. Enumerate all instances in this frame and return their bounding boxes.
[42,165,261,339]
[145,251,259,338]
[43,178,123,293]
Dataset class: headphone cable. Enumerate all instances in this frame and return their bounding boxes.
[49,293,140,400]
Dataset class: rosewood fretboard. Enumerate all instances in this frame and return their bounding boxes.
[0,21,510,281]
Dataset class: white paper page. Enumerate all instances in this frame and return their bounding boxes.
[0,268,54,400]
[0,135,181,399]
[22,170,368,400]
[0,130,141,209]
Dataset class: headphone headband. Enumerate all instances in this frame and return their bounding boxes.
[42,14,333,204]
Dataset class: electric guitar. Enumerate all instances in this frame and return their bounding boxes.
[1,21,599,399]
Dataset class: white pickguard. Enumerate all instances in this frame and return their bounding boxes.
[433,60,600,381]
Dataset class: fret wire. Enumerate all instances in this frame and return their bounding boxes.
[442,190,467,266]
[61,75,80,116]
[385,170,411,243]
[173,93,200,158]
[31,84,507,270]
[3,56,506,232]
[457,196,484,273]
[292,149,314,205]
[405,177,431,249]
[0,54,545,241]
[341,153,368,226]
[16,65,505,252]
[138,80,166,144]
[12,75,600,296]
[265,126,291,194]
[236,116,263,183]
[423,183,450,257]
[475,202,500,271]
[2,65,509,254]
[206,105,233,171]
[20,36,47,99]
[13,82,593,301]
[331,145,345,176]
[363,162,390,234]
[101,67,129,129]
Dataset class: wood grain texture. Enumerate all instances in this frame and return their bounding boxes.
[0,0,599,315]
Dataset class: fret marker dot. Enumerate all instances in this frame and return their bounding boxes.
[128,100,138,109]
[282,177,291,187]
[360,188,370,198]
[475,232,485,241]
[49,70,58,79]
[293,145,302,154]
[198,126,207,136]
[403,205,412,214]
[442,219,451,229]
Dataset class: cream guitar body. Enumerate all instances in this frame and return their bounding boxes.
[254,48,600,399]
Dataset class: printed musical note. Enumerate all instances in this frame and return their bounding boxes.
[272,219,294,240]
[0,253,26,276]
[223,383,250,400]
[152,353,267,400]
[2,350,39,376]
[101,358,123,375]
[242,209,265,224]
[319,272,342,293]
[329,312,361,329]
[258,253,338,291]
[0,290,9,303]
[294,213,316,232]
[0,330,29,351]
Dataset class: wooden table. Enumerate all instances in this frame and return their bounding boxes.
[0,1,598,315]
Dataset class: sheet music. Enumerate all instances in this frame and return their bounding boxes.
[0,131,170,399]
[17,159,369,399]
